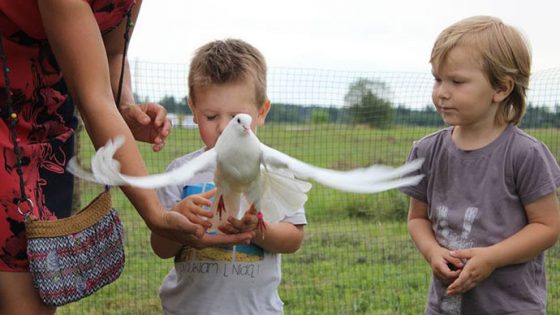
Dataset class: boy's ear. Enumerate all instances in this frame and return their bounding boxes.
[188,97,198,124]
[256,100,271,126]
[493,76,514,104]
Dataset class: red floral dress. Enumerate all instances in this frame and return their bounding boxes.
[0,0,134,271]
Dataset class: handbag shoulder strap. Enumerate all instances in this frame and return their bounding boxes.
[116,9,133,108]
[0,35,32,216]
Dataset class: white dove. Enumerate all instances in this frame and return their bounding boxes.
[68,113,423,226]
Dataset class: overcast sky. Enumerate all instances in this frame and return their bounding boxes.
[129,0,560,73]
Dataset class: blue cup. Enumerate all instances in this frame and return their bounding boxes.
[181,182,216,200]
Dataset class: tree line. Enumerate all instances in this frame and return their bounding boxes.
[146,75,560,129]
[151,93,559,129]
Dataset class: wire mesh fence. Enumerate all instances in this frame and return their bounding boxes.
[59,62,560,314]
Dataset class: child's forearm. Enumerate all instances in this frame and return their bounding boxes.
[489,224,558,268]
[407,197,443,263]
[150,232,182,259]
[409,217,442,263]
[485,193,560,268]
[252,223,304,254]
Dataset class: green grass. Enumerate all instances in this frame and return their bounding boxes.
[58,125,560,314]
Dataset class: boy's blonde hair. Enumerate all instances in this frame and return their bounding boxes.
[430,16,532,125]
[188,39,267,108]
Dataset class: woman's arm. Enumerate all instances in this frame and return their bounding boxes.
[151,232,183,258]
[103,0,171,152]
[103,0,139,108]
[37,0,201,242]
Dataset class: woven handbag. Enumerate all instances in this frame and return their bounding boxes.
[25,191,125,306]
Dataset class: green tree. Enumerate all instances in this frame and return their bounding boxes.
[344,78,392,107]
[158,95,190,114]
[311,110,329,124]
[349,91,394,128]
[345,78,394,128]
[159,95,179,113]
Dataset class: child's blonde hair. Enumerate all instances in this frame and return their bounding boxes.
[188,39,267,108]
[430,16,532,125]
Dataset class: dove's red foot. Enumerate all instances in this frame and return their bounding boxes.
[217,195,226,220]
[257,212,266,239]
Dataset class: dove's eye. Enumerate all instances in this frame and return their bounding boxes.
[237,118,241,123]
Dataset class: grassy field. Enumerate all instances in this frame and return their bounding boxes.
[58,124,560,314]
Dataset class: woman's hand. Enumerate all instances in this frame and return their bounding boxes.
[119,102,172,152]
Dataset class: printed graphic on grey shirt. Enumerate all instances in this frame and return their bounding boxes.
[435,205,479,315]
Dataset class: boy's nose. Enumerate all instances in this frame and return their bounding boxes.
[434,83,450,100]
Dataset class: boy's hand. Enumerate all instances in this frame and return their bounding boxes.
[219,204,259,234]
[171,189,216,231]
[169,191,256,248]
[428,246,464,284]
[446,247,496,295]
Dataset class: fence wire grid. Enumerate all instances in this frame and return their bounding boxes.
[60,62,560,315]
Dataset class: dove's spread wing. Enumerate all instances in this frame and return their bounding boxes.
[260,143,423,193]
[245,166,312,223]
[68,136,129,186]
[68,137,218,189]
[119,149,217,188]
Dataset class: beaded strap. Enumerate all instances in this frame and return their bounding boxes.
[0,35,33,216]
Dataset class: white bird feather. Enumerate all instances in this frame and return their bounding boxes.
[67,114,423,225]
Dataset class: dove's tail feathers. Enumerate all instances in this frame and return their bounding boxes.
[248,167,311,224]
[223,190,242,221]
[209,188,220,225]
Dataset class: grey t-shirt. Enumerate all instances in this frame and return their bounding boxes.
[157,148,307,315]
[400,125,560,315]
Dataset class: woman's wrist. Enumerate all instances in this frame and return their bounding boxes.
[122,187,165,231]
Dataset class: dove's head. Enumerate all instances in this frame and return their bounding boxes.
[230,113,253,134]
[215,113,255,150]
